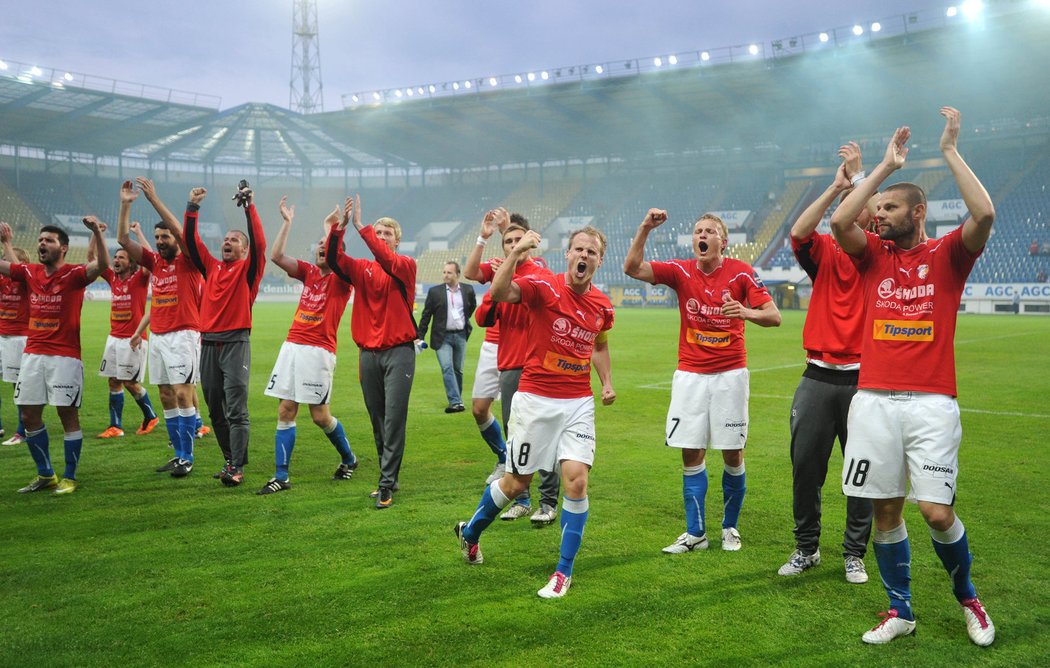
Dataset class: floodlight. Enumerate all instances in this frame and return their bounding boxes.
[52,81,64,88]
[63,72,73,81]
[871,22,881,32]
[654,57,662,67]
[30,66,42,76]
[417,87,424,94]
[595,65,604,73]
[489,77,498,86]
[748,44,759,55]
[452,82,459,90]
[527,72,535,81]
[466,80,473,88]
[852,25,864,35]
[960,0,983,18]
[395,89,402,97]
[946,6,958,17]
[0,60,7,70]
[406,88,414,96]
[668,55,678,65]
[514,74,523,83]
[429,84,436,93]
[700,51,710,61]
[819,32,830,42]
[541,71,549,80]
[351,95,359,103]
[372,92,381,100]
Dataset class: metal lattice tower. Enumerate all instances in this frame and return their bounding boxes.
[289,0,324,114]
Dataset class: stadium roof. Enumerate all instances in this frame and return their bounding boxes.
[2,5,1048,173]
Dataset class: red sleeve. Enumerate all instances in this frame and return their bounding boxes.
[72,264,91,289]
[475,292,497,327]
[360,226,415,287]
[292,259,310,283]
[246,203,267,289]
[184,208,214,274]
[326,226,356,284]
[138,248,157,273]
[517,274,559,309]
[743,268,773,307]
[102,267,115,284]
[851,231,882,273]
[943,224,983,278]
[8,263,27,283]
[478,261,496,283]
[649,260,682,288]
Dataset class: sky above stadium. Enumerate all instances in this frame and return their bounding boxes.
[4,0,956,111]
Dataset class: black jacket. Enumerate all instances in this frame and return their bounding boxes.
[417,282,477,349]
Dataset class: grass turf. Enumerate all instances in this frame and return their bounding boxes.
[0,304,1047,666]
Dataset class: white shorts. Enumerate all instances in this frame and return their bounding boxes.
[0,334,26,383]
[149,329,201,386]
[665,368,749,450]
[506,392,596,475]
[99,335,147,382]
[264,341,336,405]
[471,340,501,401]
[842,389,961,504]
[15,354,84,407]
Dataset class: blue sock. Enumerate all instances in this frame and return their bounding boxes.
[478,416,507,464]
[275,421,296,481]
[63,431,83,480]
[163,409,181,459]
[874,522,914,621]
[683,463,708,537]
[135,389,157,422]
[17,413,25,437]
[931,517,977,602]
[463,479,511,543]
[722,463,746,529]
[25,426,53,476]
[109,391,125,429]
[323,418,355,466]
[556,496,589,577]
[195,411,203,433]
[177,408,196,462]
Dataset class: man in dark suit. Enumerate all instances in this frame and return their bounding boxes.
[418,261,476,413]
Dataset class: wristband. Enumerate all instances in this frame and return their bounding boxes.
[849,171,866,187]
[476,236,488,247]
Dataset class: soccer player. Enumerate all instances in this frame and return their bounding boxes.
[468,291,505,484]
[326,195,417,509]
[257,199,357,494]
[829,109,996,646]
[119,178,202,478]
[0,227,29,447]
[454,226,615,599]
[89,222,159,439]
[778,143,875,583]
[624,209,780,553]
[465,210,561,524]
[2,218,109,494]
[183,183,266,487]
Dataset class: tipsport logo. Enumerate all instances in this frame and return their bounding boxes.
[872,320,934,341]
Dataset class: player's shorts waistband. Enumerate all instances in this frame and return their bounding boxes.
[803,363,859,386]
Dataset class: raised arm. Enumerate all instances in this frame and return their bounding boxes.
[592,337,615,406]
[491,230,540,303]
[130,221,152,253]
[137,177,191,257]
[465,209,504,281]
[940,107,995,254]
[623,208,667,283]
[790,149,855,241]
[269,196,302,278]
[325,197,357,285]
[240,187,267,289]
[86,221,108,263]
[83,216,109,281]
[831,127,910,257]
[117,180,145,263]
[182,187,212,276]
[0,223,14,275]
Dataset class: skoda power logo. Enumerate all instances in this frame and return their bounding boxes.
[686,298,701,315]
[877,278,897,299]
[552,318,572,336]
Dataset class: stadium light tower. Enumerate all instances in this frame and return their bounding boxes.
[289,0,324,114]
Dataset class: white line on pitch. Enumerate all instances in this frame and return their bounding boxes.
[956,332,1041,345]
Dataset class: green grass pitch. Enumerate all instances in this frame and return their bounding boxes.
[0,303,1047,666]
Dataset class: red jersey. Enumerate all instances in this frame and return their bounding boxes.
[474,293,501,343]
[852,226,979,397]
[792,232,865,365]
[478,258,554,370]
[10,263,91,359]
[185,203,266,334]
[0,274,29,337]
[103,267,150,339]
[650,257,772,374]
[286,260,352,354]
[139,250,202,335]
[515,273,615,399]
[327,225,417,350]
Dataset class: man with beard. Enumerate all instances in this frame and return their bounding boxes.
[1,218,108,495]
[119,178,202,478]
[829,108,996,646]
[624,210,781,554]
[455,227,615,599]
[183,183,267,487]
